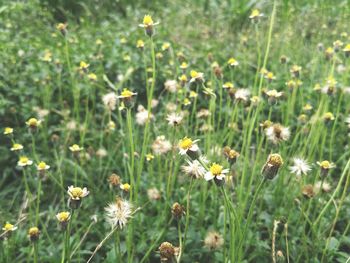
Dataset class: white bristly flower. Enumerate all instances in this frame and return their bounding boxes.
[105,198,133,229]
[265,124,290,144]
[166,112,183,126]
[181,159,206,179]
[289,157,311,177]
[102,92,117,111]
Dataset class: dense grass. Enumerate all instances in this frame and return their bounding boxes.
[1,0,350,262]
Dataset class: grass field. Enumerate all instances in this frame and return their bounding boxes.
[1,0,350,262]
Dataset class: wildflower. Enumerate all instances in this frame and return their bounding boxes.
[56,211,71,230]
[28,227,40,242]
[36,161,50,175]
[262,154,283,180]
[2,222,17,237]
[105,198,133,229]
[56,23,67,35]
[159,242,179,262]
[189,70,204,83]
[204,231,224,250]
[10,143,23,151]
[264,71,276,82]
[250,95,260,106]
[286,79,302,90]
[146,153,154,162]
[162,42,170,51]
[67,186,89,209]
[280,55,288,64]
[178,137,200,159]
[102,92,118,111]
[96,39,103,45]
[79,61,89,73]
[205,163,229,185]
[323,112,335,123]
[136,39,145,49]
[303,103,313,112]
[223,146,240,165]
[180,62,188,71]
[249,9,264,22]
[120,183,131,193]
[265,124,290,144]
[87,73,97,81]
[315,181,331,193]
[25,118,41,131]
[3,127,13,135]
[147,187,161,201]
[166,112,183,127]
[183,98,191,106]
[343,43,350,57]
[171,202,185,219]
[17,156,33,167]
[152,136,172,155]
[108,174,121,187]
[139,15,159,37]
[298,114,308,124]
[41,50,52,62]
[313,83,322,92]
[136,105,153,125]
[333,40,343,52]
[179,74,188,86]
[117,88,137,107]
[69,144,83,153]
[164,80,178,93]
[227,57,239,67]
[181,159,206,179]
[234,88,250,102]
[302,184,315,198]
[223,82,234,89]
[189,91,198,98]
[290,65,302,78]
[289,158,311,177]
[325,47,334,59]
[107,121,116,132]
[260,120,273,130]
[317,160,335,177]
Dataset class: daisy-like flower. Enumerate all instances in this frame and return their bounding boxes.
[189,70,204,83]
[164,80,178,93]
[204,163,229,185]
[136,105,153,125]
[333,40,344,52]
[139,15,159,37]
[17,156,33,167]
[136,39,145,49]
[204,231,224,250]
[120,183,131,192]
[36,161,50,174]
[67,186,89,209]
[4,127,13,135]
[146,153,154,161]
[179,74,188,86]
[250,95,260,106]
[317,160,335,177]
[262,154,283,180]
[325,47,334,59]
[166,112,183,127]
[303,103,313,112]
[26,118,41,130]
[223,146,240,165]
[152,136,172,155]
[302,184,315,199]
[290,65,302,78]
[11,143,23,151]
[181,159,206,179]
[117,88,137,107]
[343,43,350,57]
[28,227,40,242]
[178,137,200,159]
[265,124,290,144]
[289,157,311,177]
[180,62,188,70]
[323,112,335,123]
[2,222,17,237]
[79,61,89,73]
[227,57,239,67]
[56,23,67,35]
[105,198,133,229]
[249,9,264,21]
[69,144,83,153]
[234,88,250,102]
[87,73,97,81]
[162,42,171,51]
[56,211,71,230]
[223,82,234,89]
[171,202,185,219]
[264,71,276,81]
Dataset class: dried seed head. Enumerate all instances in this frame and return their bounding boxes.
[159,242,178,262]
[262,154,283,180]
[302,184,315,198]
[108,174,121,187]
[204,231,224,250]
[171,202,185,219]
[28,227,40,242]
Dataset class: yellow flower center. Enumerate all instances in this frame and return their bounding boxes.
[80,61,89,69]
[121,88,134,98]
[210,163,223,176]
[57,212,70,222]
[4,127,13,134]
[250,9,260,18]
[12,143,22,150]
[320,160,331,169]
[121,183,131,191]
[266,72,274,79]
[137,40,144,48]
[268,154,283,166]
[4,223,14,231]
[27,118,39,127]
[70,144,81,151]
[20,156,29,164]
[190,70,199,79]
[324,112,334,120]
[70,187,84,198]
[56,23,66,30]
[179,137,193,149]
[228,58,237,65]
[143,15,153,26]
[179,74,187,82]
[38,162,47,169]
[28,227,39,236]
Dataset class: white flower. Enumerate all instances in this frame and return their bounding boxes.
[17,156,33,167]
[234,89,250,102]
[166,112,183,126]
[265,124,290,144]
[102,92,117,111]
[204,163,229,181]
[289,157,311,177]
[136,105,153,125]
[67,186,89,200]
[164,80,178,93]
[152,136,172,155]
[105,198,133,229]
[178,137,199,155]
[181,160,206,179]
